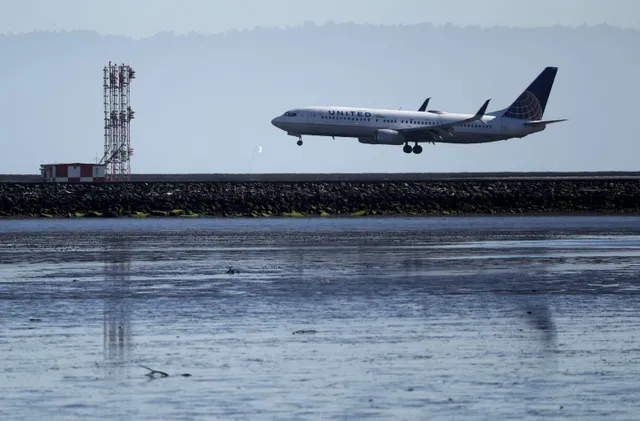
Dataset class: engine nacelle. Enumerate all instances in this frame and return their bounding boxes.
[359,129,406,145]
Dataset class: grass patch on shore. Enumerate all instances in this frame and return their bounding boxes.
[13,206,640,220]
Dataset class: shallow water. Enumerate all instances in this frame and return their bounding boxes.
[1,216,640,420]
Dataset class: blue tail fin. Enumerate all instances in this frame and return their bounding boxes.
[502,67,558,120]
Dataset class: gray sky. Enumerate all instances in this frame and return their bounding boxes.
[2,0,639,36]
[0,0,638,174]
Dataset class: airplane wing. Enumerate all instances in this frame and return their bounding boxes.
[399,99,491,138]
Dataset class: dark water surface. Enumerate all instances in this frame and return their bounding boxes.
[1,216,640,420]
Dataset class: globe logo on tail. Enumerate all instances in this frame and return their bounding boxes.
[503,90,543,121]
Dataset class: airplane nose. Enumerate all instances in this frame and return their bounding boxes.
[271,117,282,128]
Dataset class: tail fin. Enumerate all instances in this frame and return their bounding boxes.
[502,67,558,120]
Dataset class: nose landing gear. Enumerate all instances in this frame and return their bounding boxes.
[288,132,303,146]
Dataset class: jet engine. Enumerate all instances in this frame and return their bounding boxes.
[358,129,406,145]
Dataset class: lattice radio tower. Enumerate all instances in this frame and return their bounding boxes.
[100,62,135,181]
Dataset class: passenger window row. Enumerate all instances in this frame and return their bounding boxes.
[321,116,370,122]
[320,115,492,129]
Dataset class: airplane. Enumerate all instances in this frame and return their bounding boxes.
[271,67,567,154]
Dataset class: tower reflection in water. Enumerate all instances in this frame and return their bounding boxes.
[102,233,133,370]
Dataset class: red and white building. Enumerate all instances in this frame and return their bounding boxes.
[40,163,106,183]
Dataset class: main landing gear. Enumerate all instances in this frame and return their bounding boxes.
[297,139,303,146]
[403,142,423,154]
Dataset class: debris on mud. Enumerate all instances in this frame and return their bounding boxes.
[140,365,191,378]
[293,329,318,335]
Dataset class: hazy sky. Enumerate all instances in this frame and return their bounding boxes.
[1,1,638,174]
[2,0,639,36]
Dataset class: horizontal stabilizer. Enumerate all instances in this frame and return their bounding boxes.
[524,119,568,127]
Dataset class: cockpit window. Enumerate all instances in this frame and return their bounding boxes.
[284,112,297,117]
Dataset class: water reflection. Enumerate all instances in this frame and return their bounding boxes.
[102,234,133,368]
[522,298,557,348]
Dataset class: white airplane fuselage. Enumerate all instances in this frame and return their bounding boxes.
[271,106,543,145]
[271,67,566,153]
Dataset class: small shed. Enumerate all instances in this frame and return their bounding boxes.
[40,163,106,183]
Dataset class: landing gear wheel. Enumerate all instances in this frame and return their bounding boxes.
[297,139,303,146]
[413,144,423,154]
[403,144,413,154]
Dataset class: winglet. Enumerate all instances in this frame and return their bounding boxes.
[418,97,431,112]
[471,99,491,120]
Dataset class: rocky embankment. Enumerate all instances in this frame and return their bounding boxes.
[0,180,639,218]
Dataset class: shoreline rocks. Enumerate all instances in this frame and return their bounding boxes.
[1,180,639,218]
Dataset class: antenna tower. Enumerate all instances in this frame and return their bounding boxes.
[100,62,135,181]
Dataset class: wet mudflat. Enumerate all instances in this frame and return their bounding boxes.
[1,216,640,420]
